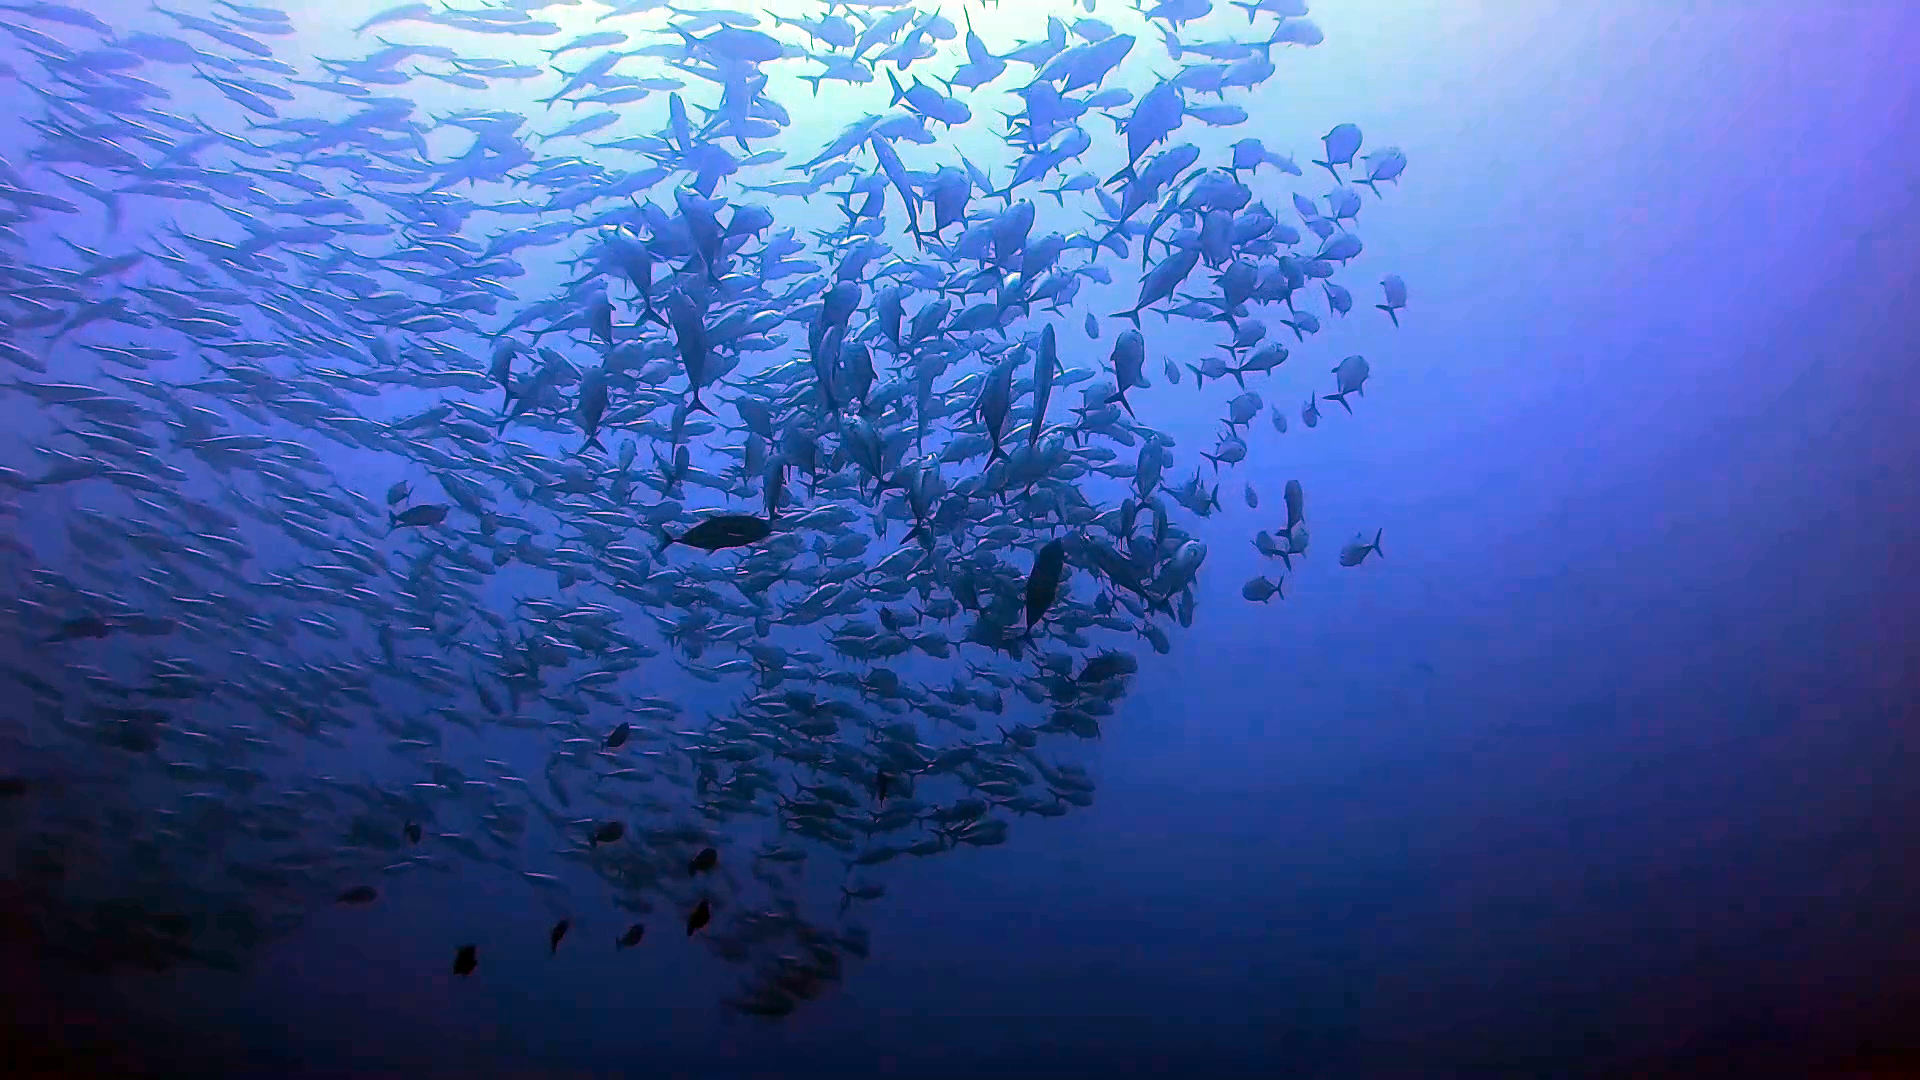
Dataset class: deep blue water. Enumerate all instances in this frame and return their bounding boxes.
[2,1,1918,1077]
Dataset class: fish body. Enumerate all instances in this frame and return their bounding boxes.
[661,514,771,552]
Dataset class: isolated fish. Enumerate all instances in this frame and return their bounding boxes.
[1339,529,1384,567]
[1324,355,1371,414]
[1241,576,1281,602]
[1377,274,1408,325]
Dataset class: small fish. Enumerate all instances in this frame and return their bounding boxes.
[1312,123,1362,182]
[686,898,711,936]
[659,514,771,552]
[1339,529,1384,567]
[336,885,378,904]
[839,881,886,915]
[1324,355,1371,414]
[45,616,113,643]
[1358,147,1408,197]
[1024,539,1066,630]
[549,917,570,954]
[453,944,477,977]
[1104,330,1147,416]
[590,821,625,845]
[404,821,422,844]
[616,923,645,949]
[356,3,430,35]
[1376,274,1407,326]
[604,721,631,748]
[388,503,448,531]
[688,847,717,875]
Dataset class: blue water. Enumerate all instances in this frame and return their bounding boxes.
[2,1,1917,1076]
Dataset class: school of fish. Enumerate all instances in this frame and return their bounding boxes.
[0,0,1408,1019]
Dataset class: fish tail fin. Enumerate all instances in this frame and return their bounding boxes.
[1363,178,1382,198]
[1105,390,1136,418]
[1230,368,1246,391]
[885,68,907,107]
[1108,308,1142,328]
[1323,391,1352,414]
[1372,528,1383,558]
[688,390,715,417]
[1104,159,1138,188]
